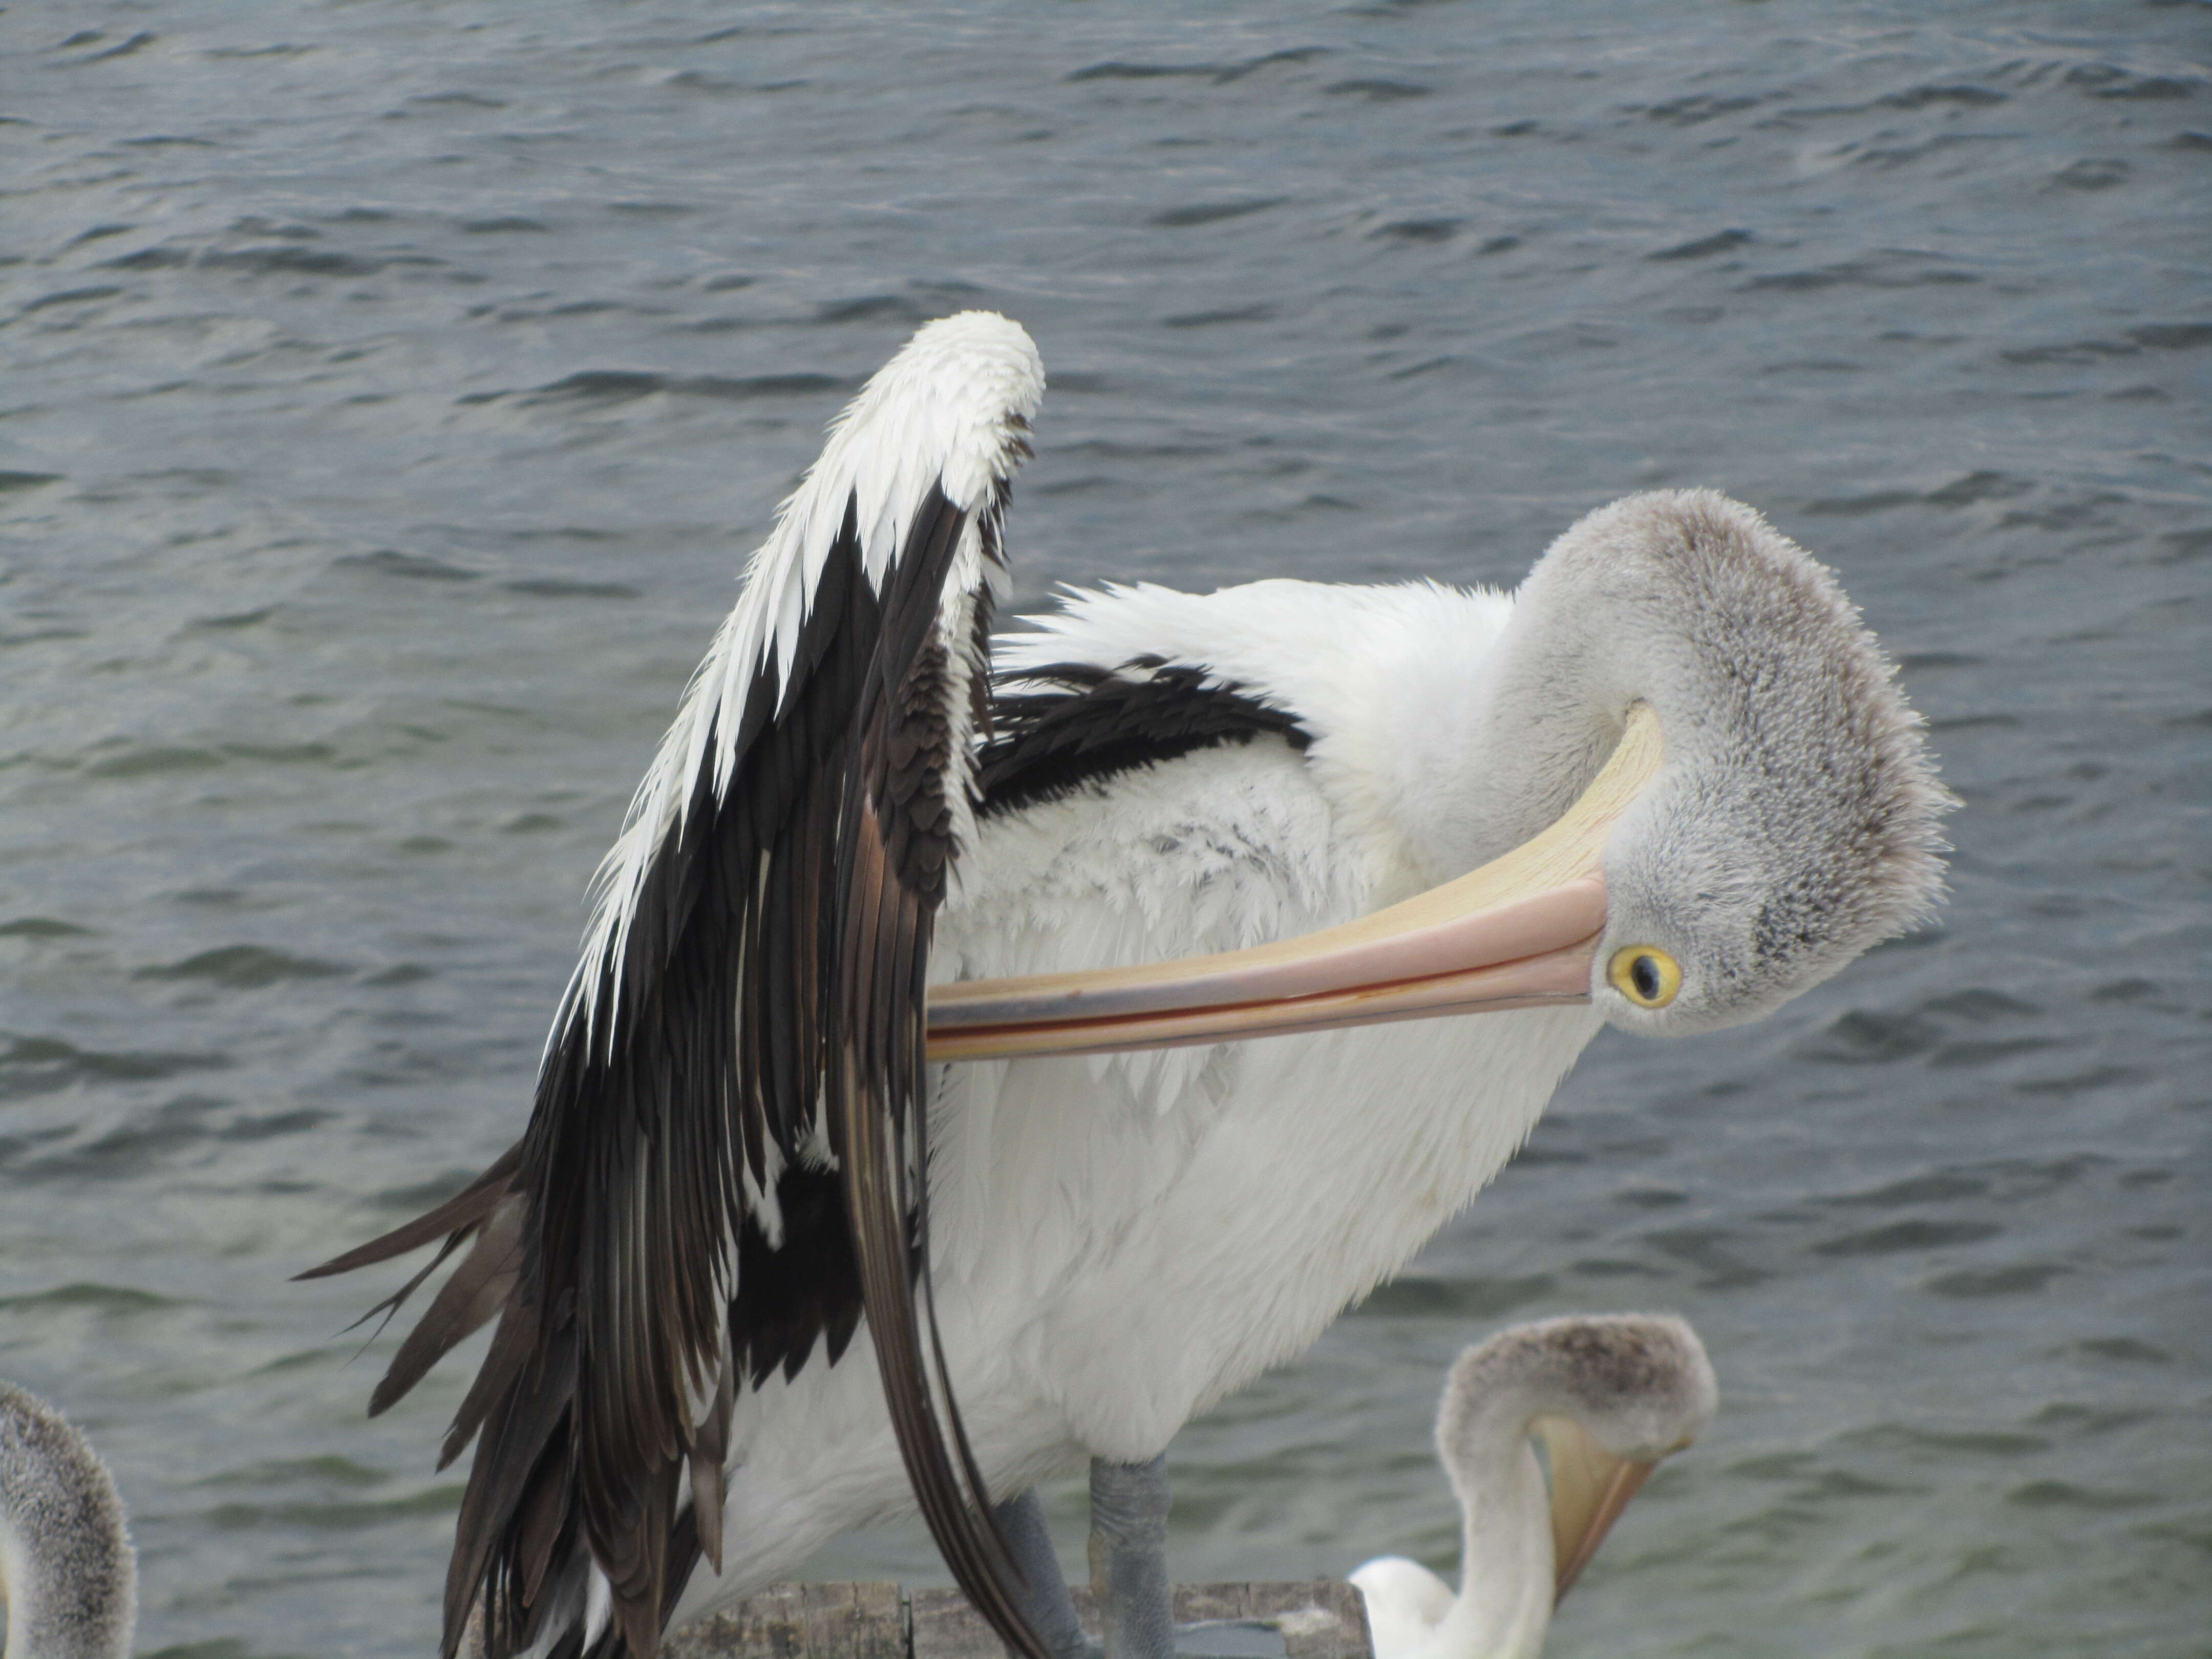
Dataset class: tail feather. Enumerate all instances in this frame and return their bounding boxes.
[371,1198,524,1417]
[450,1300,578,1657]
[602,1458,683,1659]
[442,1285,547,1471]
[296,1142,525,1280]
[688,1346,734,1573]
[515,1436,575,1613]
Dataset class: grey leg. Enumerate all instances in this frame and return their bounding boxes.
[993,1487,1096,1659]
[1088,1455,1174,1659]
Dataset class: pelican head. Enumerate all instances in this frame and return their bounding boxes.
[1437,1314,1716,1598]
[1354,1314,1716,1659]
[1512,490,1954,1038]
[929,489,1949,1061]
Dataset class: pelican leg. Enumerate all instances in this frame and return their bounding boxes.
[1083,1458,1290,1659]
[1089,1455,1175,1659]
[994,1488,1099,1659]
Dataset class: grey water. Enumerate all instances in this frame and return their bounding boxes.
[3,4,2206,1655]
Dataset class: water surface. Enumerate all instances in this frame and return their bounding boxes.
[3,5,2207,1656]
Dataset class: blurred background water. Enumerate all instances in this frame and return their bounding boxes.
[3,3,2207,1655]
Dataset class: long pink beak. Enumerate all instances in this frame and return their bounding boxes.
[925,705,1662,1062]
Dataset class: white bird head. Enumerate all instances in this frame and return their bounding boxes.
[1439,1313,1717,1471]
[1354,1315,1716,1659]
[1438,1313,1717,1600]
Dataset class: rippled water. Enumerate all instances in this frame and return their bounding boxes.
[4,4,2207,1656]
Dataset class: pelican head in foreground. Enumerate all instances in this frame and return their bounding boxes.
[1,1381,136,1659]
[304,313,1948,1659]
[1352,1316,1716,1659]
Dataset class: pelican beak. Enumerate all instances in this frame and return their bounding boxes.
[1532,1413,1665,1601]
[925,704,1663,1062]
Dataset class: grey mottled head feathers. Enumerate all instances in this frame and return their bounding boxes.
[1508,489,1954,1034]
[1,1380,136,1659]
[1437,1312,1718,1467]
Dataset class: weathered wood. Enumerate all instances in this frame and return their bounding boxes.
[905,1586,989,1659]
[1175,1581,1371,1659]
[666,1580,906,1659]
[672,1582,1370,1659]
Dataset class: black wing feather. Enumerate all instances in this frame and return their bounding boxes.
[307,487,1044,1659]
[305,316,1051,1659]
[979,659,1310,817]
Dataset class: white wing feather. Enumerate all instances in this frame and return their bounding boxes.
[561,313,1044,1054]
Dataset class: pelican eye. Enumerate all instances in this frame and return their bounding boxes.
[1608,946,1681,1009]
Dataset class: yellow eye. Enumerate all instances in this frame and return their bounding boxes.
[1608,946,1682,1009]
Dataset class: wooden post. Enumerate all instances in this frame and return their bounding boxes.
[667,1582,906,1659]
[668,1582,1373,1659]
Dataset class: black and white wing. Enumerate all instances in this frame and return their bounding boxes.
[302,313,1046,1659]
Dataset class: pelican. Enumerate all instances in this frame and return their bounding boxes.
[1351,1315,1715,1659]
[305,313,1948,1659]
[1,1381,136,1659]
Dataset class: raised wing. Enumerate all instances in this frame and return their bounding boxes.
[303,313,1045,1659]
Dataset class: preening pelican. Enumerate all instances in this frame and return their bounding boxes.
[1,1381,136,1659]
[1351,1316,1715,1659]
[304,313,1947,1659]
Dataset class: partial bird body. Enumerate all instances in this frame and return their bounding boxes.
[1354,1559,1463,1659]
[1,1381,136,1659]
[684,579,1669,1611]
[308,314,1947,1659]
[631,581,1620,1612]
[1352,1316,1717,1659]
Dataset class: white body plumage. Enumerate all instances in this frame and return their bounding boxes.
[675,580,1606,1621]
